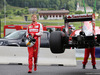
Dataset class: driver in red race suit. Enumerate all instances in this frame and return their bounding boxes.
[26,14,43,73]
[82,48,96,69]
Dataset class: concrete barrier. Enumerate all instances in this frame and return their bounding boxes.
[0,46,28,64]
[38,48,76,66]
[0,46,76,66]
[75,49,85,58]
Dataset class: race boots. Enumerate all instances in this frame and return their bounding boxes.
[83,64,86,69]
[28,69,32,73]
[93,65,97,69]
[34,63,37,71]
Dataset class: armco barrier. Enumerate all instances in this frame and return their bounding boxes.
[0,46,76,66]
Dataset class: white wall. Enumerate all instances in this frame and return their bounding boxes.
[39,15,64,20]
[39,15,44,20]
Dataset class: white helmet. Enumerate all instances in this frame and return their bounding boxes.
[25,39,36,47]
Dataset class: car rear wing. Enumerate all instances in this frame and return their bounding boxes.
[64,14,93,23]
[64,14,95,35]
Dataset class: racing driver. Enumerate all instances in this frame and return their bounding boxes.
[26,14,43,73]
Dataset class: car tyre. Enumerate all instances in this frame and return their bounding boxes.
[50,31,65,53]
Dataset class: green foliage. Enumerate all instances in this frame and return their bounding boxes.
[48,8,55,10]
[1,5,29,16]
[44,15,48,20]
[96,0,100,10]
[0,0,4,11]
[6,10,12,14]
[40,8,48,11]
[75,11,84,14]
[5,0,100,13]
[98,14,100,19]
[24,7,29,14]
[68,0,75,10]
[69,10,75,15]
[8,15,13,19]
[98,9,100,14]
[16,11,22,16]
[37,14,39,20]
[0,14,4,18]
[1,10,4,14]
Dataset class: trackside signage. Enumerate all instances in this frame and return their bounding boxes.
[67,14,92,19]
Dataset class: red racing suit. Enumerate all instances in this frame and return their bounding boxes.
[82,47,96,65]
[26,22,43,71]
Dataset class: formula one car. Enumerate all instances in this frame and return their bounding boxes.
[50,14,100,53]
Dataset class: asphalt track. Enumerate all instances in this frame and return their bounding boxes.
[0,61,100,75]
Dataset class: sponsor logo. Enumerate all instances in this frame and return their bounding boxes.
[29,29,38,32]
[67,14,92,19]
[67,15,72,18]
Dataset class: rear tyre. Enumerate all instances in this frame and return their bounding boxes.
[50,31,65,53]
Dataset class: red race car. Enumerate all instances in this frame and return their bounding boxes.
[50,14,100,53]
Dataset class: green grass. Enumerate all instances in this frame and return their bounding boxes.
[95,21,100,26]
[7,4,23,10]
[1,19,100,30]
[1,33,3,38]
[1,13,100,29]
[1,16,24,21]
[76,57,100,60]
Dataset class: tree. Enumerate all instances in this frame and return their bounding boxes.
[6,10,12,14]
[14,10,22,16]
[52,5,58,10]
[5,0,100,13]
[24,7,29,14]
[68,0,75,11]
[44,15,48,20]
[0,0,3,10]
[0,13,4,18]
[96,0,100,10]
[17,11,22,15]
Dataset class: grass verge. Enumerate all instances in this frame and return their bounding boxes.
[76,57,100,60]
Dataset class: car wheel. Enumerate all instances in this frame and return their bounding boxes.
[50,31,65,53]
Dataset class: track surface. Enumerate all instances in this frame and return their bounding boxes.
[0,61,100,75]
